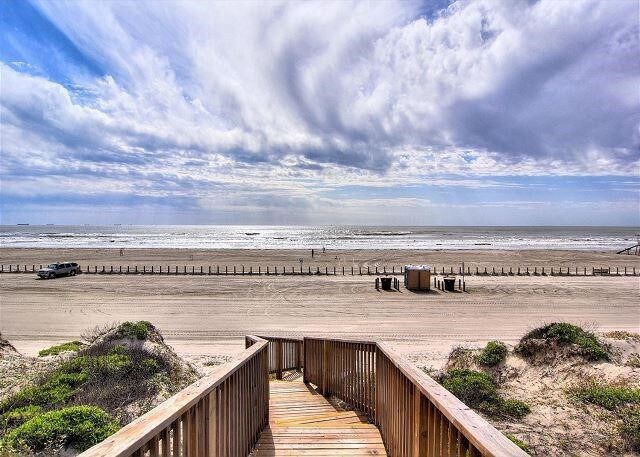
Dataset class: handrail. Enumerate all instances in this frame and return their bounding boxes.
[303,337,528,457]
[377,342,526,456]
[80,335,527,456]
[79,336,269,457]
[254,335,304,379]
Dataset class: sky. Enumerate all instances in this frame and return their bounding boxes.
[0,0,638,226]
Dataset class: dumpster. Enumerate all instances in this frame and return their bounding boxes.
[443,277,456,291]
[381,277,392,290]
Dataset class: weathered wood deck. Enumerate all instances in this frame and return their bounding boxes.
[251,377,386,456]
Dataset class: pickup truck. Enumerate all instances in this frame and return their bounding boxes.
[37,262,81,279]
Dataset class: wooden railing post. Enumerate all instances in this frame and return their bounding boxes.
[276,339,283,380]
[208,389,217,457]
[302,338,308,383]
[321,340,328,396]
[412,384,427,456]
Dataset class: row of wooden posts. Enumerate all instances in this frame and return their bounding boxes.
[1,264,638,276]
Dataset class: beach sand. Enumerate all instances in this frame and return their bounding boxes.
[1,248,638,369]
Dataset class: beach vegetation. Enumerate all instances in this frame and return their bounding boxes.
[114,321,152,340]
[570,380,640,410]
[515,322,609,361]
[0,405,44,430]
[621,408,640,451]
[477,341,508,366]
[0,371,88,412]
[0,406,118,453]
[81,322,118,343]
[500,399,531,419]
[505,433,530,453]
[604,331,640,342]
[627,353,640,368]
[440,369,531,419]
[38,341,84,357]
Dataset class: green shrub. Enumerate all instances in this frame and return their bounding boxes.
[571,381,640,410]
[61,353,134,377]
[441,370,530,419]
[38,341,84,357]
[477,341,508,366]
[115,321,151,340]
[1,405,119,452]
[505,433,530,452]
[621,408,640,451]
[516,323,609,361]
[141,358,160,373]
[0,405,43,429]
[501,399,531,419]
[442,369,501,408]
[0,372,88,413]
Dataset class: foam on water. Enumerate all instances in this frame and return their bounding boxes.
[1,226,637,251]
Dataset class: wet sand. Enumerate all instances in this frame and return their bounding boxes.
[1,248,638,368]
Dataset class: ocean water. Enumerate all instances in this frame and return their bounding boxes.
[0,226,638,251]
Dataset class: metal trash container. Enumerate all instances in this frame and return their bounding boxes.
[381,277,392,290]
[443,277,456,291]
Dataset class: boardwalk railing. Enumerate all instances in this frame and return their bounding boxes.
[303,337,527,457]
[79,335,269,457]
[82,334,528,456]
[252,336,303,379]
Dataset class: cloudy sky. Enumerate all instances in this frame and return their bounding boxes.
[1,0,638,225]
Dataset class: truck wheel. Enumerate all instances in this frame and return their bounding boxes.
[70,270,76,276]
[48,272,54,279]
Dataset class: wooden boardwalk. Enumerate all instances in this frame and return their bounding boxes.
[251,377,386,456]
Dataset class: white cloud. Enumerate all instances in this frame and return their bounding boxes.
[1,0,638,224]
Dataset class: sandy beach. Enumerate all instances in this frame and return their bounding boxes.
[1,248,638,369]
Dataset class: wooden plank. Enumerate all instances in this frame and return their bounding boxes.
[251,380,384,456]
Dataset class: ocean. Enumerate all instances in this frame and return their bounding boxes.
[0,226,637,251]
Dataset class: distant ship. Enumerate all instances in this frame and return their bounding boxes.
[17,223,29,226]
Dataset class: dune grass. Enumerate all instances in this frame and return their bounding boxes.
[38,341,84,357]
[477,341,508,366]
[441,369,530,419]
[515,322,609,361]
